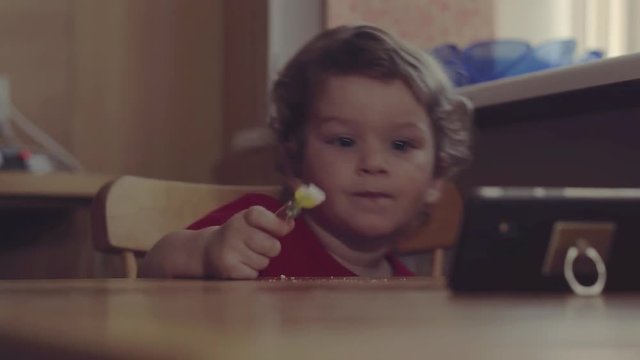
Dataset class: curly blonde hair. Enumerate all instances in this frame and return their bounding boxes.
[269,25,473,179]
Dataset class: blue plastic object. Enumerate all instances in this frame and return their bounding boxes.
[460,40,532,83]
[435,38,603,86]
[577,50,605,63]
[505,39,576,77]
[430,44,470,86]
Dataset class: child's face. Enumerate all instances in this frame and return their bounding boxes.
[298,75,441,248]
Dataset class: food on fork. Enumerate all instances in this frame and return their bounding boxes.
[294,183,326,209]
[275,183,326,221]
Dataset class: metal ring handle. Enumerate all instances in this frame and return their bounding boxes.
[564,244,607,296]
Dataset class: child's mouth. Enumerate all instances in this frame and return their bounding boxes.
[352,191,393,201]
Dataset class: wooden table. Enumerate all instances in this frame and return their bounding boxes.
[0,171,112,206]
[0,172,122,278]
[0,278,638,359]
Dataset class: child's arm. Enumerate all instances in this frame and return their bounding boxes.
[139,206,294,279]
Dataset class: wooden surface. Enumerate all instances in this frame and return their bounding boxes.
[0,1,224,183]
[0,278,638,360]
[73,0,224,182]
[0,172,112,203]
[0,0,74,153]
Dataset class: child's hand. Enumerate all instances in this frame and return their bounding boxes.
[203,206,294,279]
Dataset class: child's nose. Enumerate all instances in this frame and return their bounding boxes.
[357,145,388,175]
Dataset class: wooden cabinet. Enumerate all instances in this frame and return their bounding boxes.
[0,172,123,278]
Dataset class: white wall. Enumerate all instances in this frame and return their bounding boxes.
[268,0,323,84]
[494,0,573,44]
[232,0,323,151]
[494,0,640,58]
[626,0,640,54]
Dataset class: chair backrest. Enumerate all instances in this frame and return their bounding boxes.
[91,175,462,278]
[91,176,279,277]
[91,175,279,252]
[395,181,463,278]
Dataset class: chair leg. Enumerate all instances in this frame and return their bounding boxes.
[432,248,445,278]
[122,251,137,279]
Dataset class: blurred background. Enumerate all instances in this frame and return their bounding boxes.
[0,0,638,185]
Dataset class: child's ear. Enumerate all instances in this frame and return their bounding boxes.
[424,179,444,204]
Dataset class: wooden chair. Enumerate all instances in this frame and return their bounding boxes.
[91,175,463,278]
[91,176,279,278]
[395,182,463,279]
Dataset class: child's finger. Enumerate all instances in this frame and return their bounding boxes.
[243,206,294,237]
[225,262,259,280]
[239,248,271,271]
[244,232,281,258]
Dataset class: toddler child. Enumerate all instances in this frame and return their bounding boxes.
[140,24,473,279]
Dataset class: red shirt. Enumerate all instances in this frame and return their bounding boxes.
[187,193,414,277]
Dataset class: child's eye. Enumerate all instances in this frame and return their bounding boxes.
[392,140,413,152]
[331,136,355,148]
